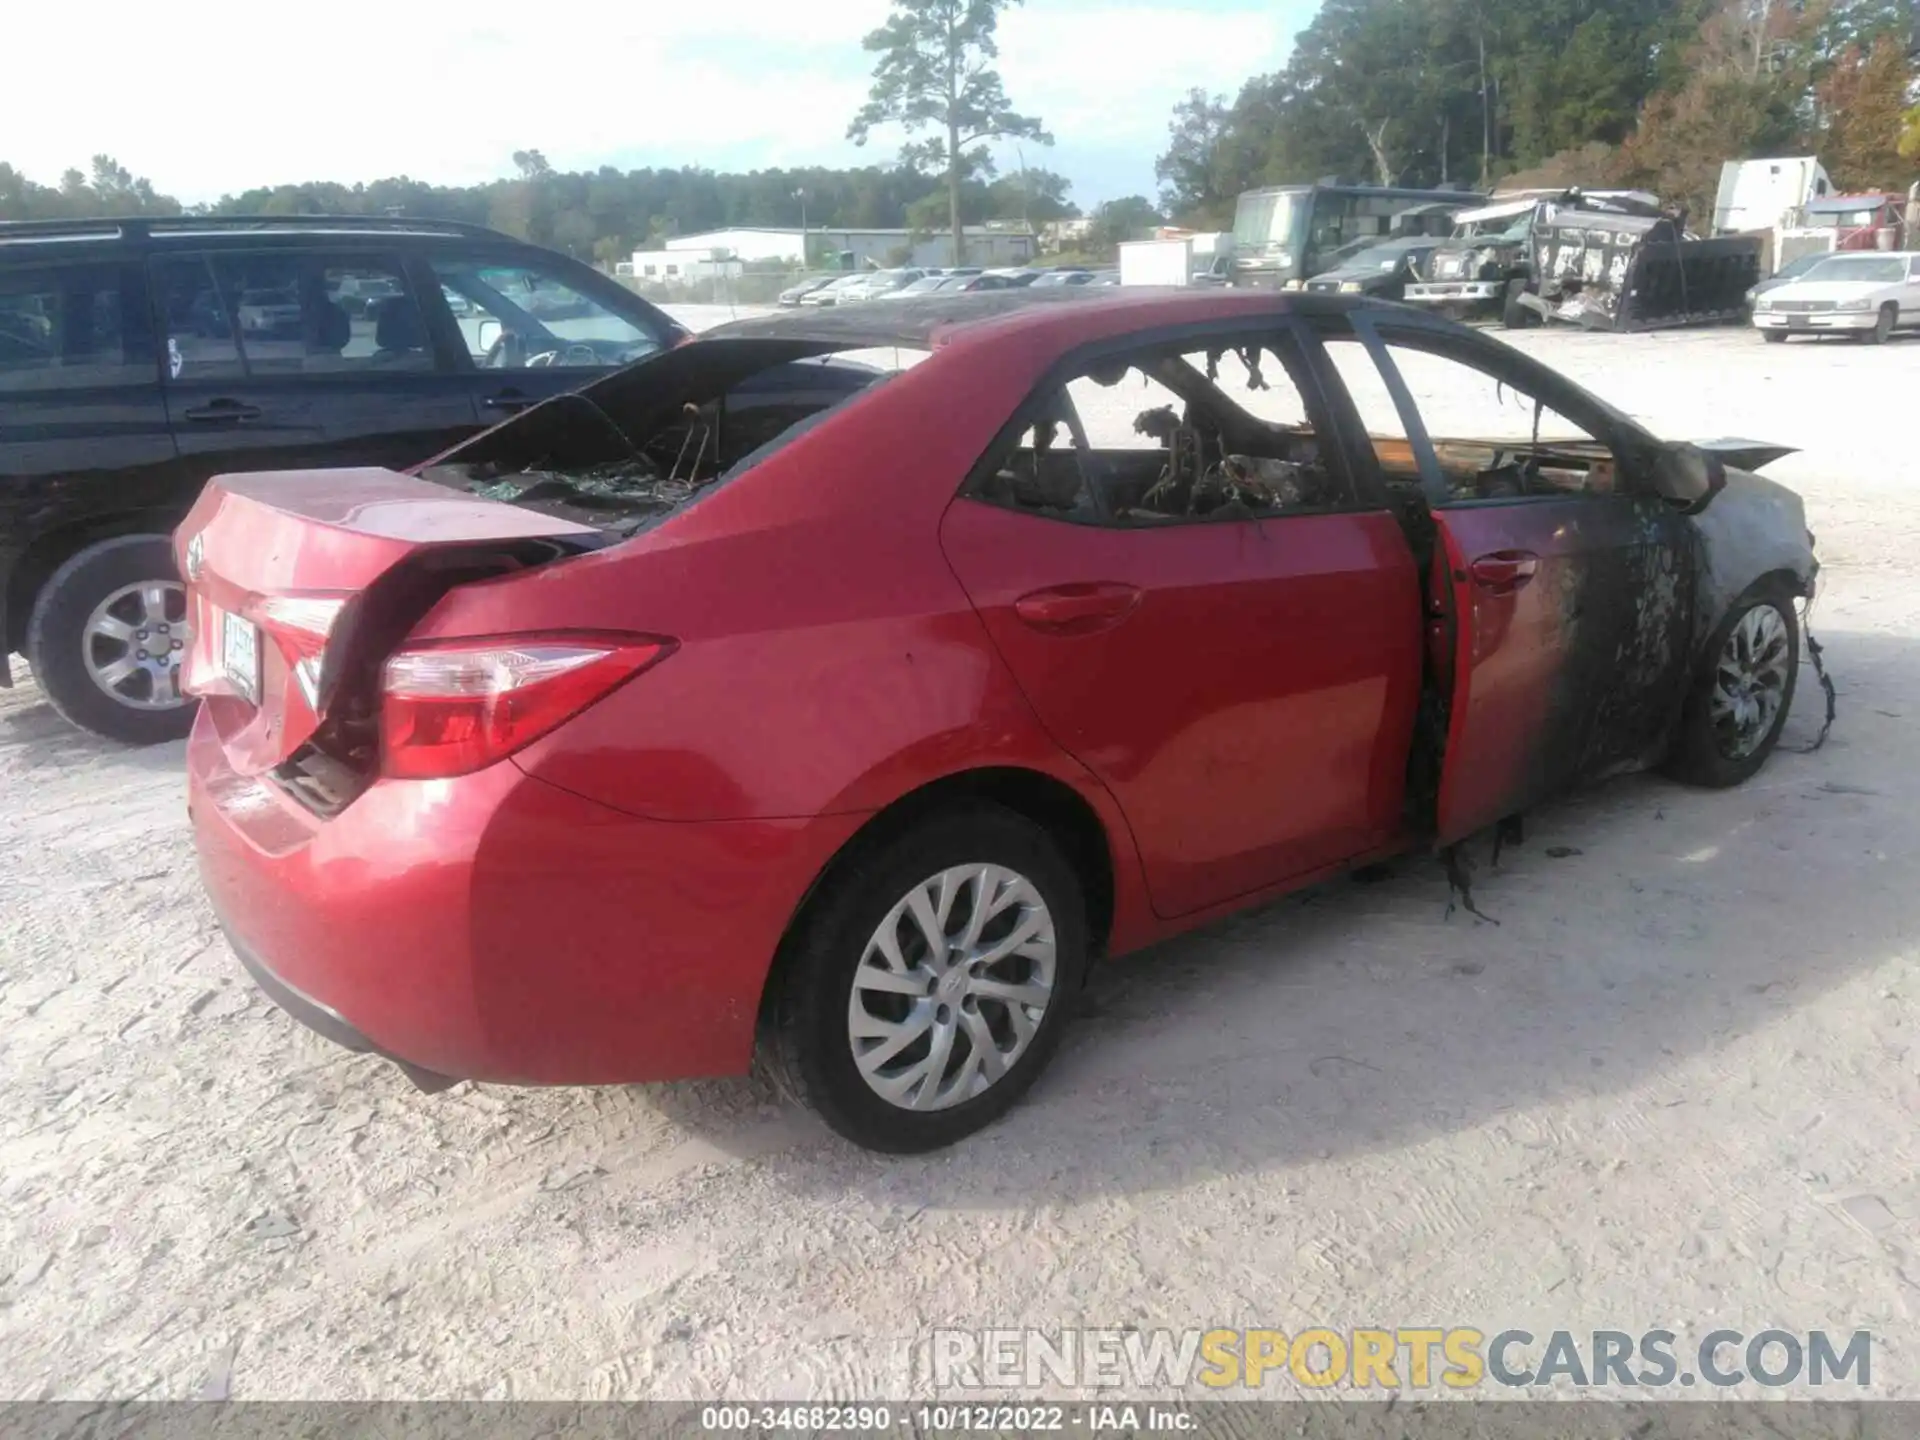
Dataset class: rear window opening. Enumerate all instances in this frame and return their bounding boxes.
[413,347,909,536]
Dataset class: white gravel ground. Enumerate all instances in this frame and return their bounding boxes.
[2,308,1917,1402]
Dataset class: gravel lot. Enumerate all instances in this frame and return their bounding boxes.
[2,308,1917,1402]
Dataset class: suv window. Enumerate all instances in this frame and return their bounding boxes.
[429,254,665,370]
[0,264,148,393]
[153,252,435,379]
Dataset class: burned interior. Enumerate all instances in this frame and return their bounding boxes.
[412,340,893,535]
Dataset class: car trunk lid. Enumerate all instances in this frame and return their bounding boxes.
[176,467,600,777]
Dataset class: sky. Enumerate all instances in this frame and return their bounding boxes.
[4,0,1306,212]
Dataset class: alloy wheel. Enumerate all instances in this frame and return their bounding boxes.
[847,863,1058,1112]
[83,581,191,711]
[1709,604,1790,760]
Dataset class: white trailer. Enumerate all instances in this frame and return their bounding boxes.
[1118,238,1195,287]
[1712,158,1833,237]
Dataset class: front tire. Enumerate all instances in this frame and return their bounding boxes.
[1863,303,1896,345]
[1666,583,1799,788]
[1499,279,1535,329]
[25,535,196,745]
[1762,329,1788,344]
[766,805,1088,1153]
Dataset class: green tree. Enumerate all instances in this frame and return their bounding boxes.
[1816,36,1917,190]
[1155,89,1235,221]
[1086,195,1163,256]
[847,0,1051,264]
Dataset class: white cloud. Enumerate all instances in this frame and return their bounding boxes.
[4,0,1292,205]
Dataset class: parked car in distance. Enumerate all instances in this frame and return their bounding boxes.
[798,274,870,307]
[990,268,1043,287]
[1743,251,1829,310]
[777,275,840,306]
[1750,250,1920,343]
[0,213,703,744]
[834,268,928,303]
[1031,269,1095,287]
[181,288,1816,1153]
[1305,237,1444,301]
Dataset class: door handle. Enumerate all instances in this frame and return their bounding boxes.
[1013,582,1141,634]
[482,392,534,412]
[182,400,263,423]
[1469,550,1540,594]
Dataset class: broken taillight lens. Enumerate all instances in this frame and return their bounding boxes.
[379,633,674,780]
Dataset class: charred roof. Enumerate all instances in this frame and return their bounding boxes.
[698,286,1362,350]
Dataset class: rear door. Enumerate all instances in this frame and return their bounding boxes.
[153,248,480,481]
[414,244,675,420]
[1317,312,1696,844]
[939,325,1425,919]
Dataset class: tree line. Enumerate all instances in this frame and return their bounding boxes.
[0,148,1084,264]
[1157,0,1920,229]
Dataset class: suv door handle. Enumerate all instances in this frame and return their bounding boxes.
[182,400,263,423]
[1013,582,1142,634]
[482,392,534,412]
[1469,550,1540,594]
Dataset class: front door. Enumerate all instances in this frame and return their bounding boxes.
[939,329,1425,919]
[1317,314,1696,844]
[414,246,673,420]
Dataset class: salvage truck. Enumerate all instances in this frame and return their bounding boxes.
[178,288,1823,1153]
[1405,189,1662,326]
[1522,206,1763,330]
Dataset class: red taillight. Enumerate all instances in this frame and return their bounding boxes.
[379,633,674,780]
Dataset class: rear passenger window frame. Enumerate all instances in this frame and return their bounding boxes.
[959,316,1376,530]
[148,246,445,385]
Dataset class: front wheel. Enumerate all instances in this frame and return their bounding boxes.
[765,805,1089,1153]
[1862,303,1897,345]
[25,534,197,745]
[1499,279,1535,329]
[1761,329,1788,344]
[1666,584,1800,788]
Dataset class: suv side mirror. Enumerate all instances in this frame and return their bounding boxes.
[1652,442,1727,514]
[474,318,502,355]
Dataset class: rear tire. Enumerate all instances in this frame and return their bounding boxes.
[1665,582,1799,789]
[766,804,1088,1153]
[25,535,196,746]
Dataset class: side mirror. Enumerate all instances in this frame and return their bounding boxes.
[474,318,502,354]
[1652,442,1727,514]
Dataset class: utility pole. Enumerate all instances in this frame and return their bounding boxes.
[795,187,810,269]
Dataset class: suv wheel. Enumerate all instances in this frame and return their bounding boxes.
[26,535,197,745]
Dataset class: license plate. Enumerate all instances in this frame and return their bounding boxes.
[221,609,260,705]
[1788,315,1809,328]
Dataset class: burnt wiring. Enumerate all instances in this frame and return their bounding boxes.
[1442,843,1501,925]
[1790,598,1838,754]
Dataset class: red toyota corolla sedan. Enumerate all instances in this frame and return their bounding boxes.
[182,289,1818,1152]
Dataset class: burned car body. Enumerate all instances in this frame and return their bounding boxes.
[1523,209,1763,331]
[177,289,1817,1152]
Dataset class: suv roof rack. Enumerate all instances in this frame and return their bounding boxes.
[0,214,511,244]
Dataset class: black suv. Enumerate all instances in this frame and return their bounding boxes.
[0,215,690,743]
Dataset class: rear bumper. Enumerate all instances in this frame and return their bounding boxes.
[188,709,866,1086]
[226,926,460,1092]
